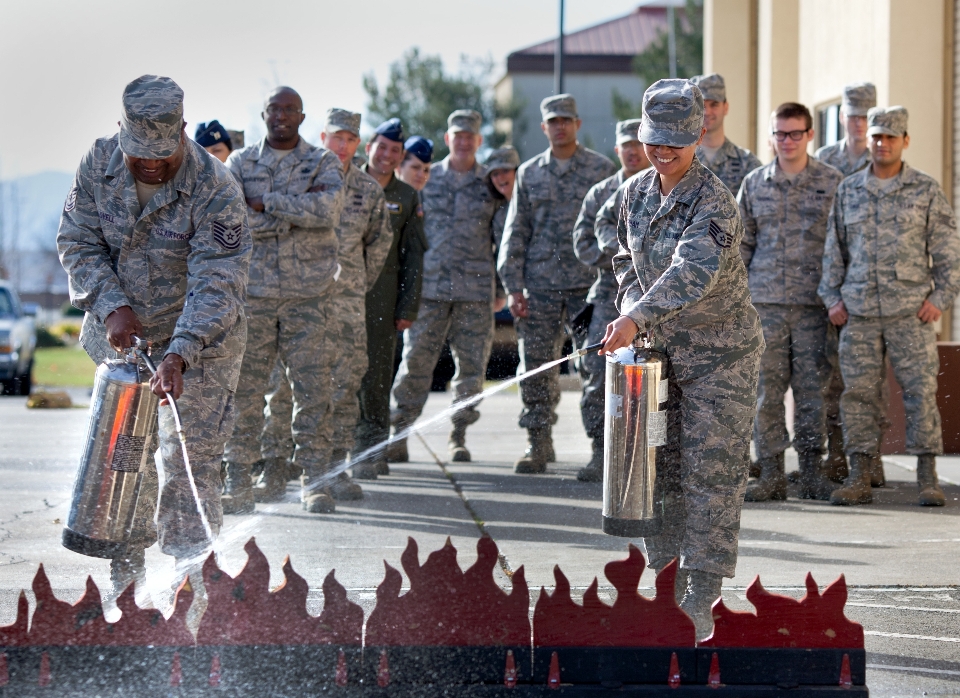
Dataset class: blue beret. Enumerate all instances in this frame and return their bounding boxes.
[195,120,232,149]
[404,136,433,164]
[374,117,404,143]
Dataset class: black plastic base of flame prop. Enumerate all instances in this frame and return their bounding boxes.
[0,646,867,696]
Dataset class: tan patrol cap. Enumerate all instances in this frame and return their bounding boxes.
[447,110,482,134]
[867,106,908,137]
[639,79,704,148]
[615,119,643,145]
[324,108,361,136]
[119,75,184,159]
[541,94,578,121]
[690,74,725,103]
[842,83,877,117]
[484,146,520,178]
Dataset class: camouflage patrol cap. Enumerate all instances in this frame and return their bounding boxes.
[690,74,726,102]
[867,106,908,137]
[484,146,520,173]
[541,94,578,120]
[119,75,184,159]
[639,79,704,148]
[615,119,643,144]
[842,82,877,117]
[324,108,361,136]
[447,110,482,134]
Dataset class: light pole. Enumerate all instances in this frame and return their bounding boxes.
[667,4,677,79]
[554,0,565,95]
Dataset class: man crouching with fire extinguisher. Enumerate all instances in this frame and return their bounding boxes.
[599,79,764,640]
[57,76,250,600]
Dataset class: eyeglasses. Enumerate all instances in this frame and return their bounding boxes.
[265,105,303,117]
[771,130,810,142]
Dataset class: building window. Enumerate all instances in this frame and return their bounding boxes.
[817,102,843,149]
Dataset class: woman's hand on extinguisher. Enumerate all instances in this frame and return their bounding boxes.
[151,354,186,405]
[599,316,640,354]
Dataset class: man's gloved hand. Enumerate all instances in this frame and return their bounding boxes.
[150,354,186,405]
[104,306,143,351]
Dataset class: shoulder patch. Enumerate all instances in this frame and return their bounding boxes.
[64,186,78,213]
[708,219,733,249]
[212,221,243,250]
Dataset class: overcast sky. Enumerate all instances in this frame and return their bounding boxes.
[0,0,646,178]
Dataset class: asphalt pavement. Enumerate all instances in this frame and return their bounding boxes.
[0,384,958,696]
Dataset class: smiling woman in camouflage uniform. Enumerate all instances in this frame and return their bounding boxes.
[600,78,764,641]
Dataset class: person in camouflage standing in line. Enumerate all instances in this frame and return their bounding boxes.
[485,146,521,250]
[354,120,427,477]
[572,118,650,482]
[690,74,762,195]
[738,102,842,502]
[57,75,250,592]
[389,110,500,463]
[498,94,617,473]
[813,83,884,484]
[222,86,347,515]
[253,109,393,498]
[601,79,764,640]
[820,106,960,508]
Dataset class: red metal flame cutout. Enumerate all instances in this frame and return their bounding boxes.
[533,546,696,647]
[702,573,864,648]
[0,592,28,646]
[197,537,362,645]
[365,536,530,647]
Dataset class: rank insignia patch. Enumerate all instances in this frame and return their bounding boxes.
[708,219,732,249]
[212,221,243,250]
[64,187,78,212]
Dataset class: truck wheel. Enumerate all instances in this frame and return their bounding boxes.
[17,361,33,396]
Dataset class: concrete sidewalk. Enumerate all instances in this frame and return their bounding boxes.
[0,385,958,695]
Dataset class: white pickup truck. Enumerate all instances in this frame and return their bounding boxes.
[0,281,36,395]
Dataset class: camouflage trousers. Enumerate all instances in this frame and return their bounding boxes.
[260,294,368,455]
[644,309,764,578]
[753,304,830,458]
[129,363,235,558]
[839,314,942,456]
[580,298,621,440]
[825,322,891,448]
[515,288,590,430]
[223,294,336,478]
[392,299,494,426]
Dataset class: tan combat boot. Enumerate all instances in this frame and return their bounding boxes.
[829,453,873,505]
[680,570,723,641]
[744,452,787,502]
[917,454,946,507]
[328,449,364,501]
[823,423,849,483]
[797,450,836,501]
[514,428,551,474]
[448,423,471,462]
[869,454,886,487]
[221,462,255,514]
[301,471,336,514]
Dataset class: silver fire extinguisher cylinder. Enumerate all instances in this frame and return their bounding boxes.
[602,345,667,537]
[62,354,159,558]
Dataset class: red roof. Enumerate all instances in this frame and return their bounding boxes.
[514,6,670,57]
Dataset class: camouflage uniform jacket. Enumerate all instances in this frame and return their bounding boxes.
[819,162,960,317]
[338,163,393,294]
[574,169,629,306]
[739,158,843,306]
[490,202,510,300]
[697,138,762,195]
[363,168,426,321]
[498,144,616,294]
[613,158,755,334]
[420,156,498,302]
[226,137,344,298]
[815,139,870,177]
[57,136,251,389]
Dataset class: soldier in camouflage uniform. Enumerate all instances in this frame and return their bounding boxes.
[57,75,250,590]
[354,120,427,477]
[600,79,764,640]
[820,106,960,508]
[814,83,880,482]
[573,119,649,482]
[486,146,521,251]
[738,102,842,502]
[498,94,617,473]
[254,109,393,497]
[690,74,762,195]
[222,86,347,515]
[390,110,500,462]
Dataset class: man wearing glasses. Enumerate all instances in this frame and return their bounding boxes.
[738,103,843,502]
[690,73,762,195]
[221,86,347,515]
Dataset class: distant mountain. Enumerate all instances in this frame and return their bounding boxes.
[0,171,74,252]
